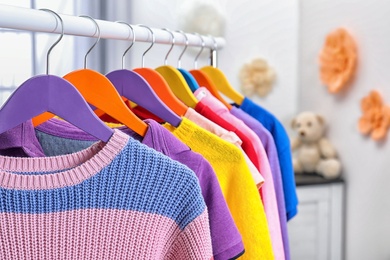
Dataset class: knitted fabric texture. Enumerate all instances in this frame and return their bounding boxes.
[195,101,260,171]
[184,107,264,188]
[0,130,213,259]
[32,118,244,260]
[164,118,275,260]
[194,88,284,259]
[231,107,290,260]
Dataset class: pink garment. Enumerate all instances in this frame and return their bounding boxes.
[195,87,285,260]
[0,130,213,259]
[0,209,209,259]
[185,108,264,188]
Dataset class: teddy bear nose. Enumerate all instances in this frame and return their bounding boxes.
[300,131,305,137]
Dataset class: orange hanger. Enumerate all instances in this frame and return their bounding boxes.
[190,70,232,109]
[200,36,244,105]
[134,68,187,116]
[133,26,187,116]
[33,15,147,136]
[63,69,147,136]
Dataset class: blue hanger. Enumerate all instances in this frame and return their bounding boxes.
[173,30,200,92]
[178,68,199,92]
[178,32,207,92]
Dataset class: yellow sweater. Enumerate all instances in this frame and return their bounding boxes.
[164,118,274,260]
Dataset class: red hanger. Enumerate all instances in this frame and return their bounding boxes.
[133,26,188,117]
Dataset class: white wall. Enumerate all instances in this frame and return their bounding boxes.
[126,0,299,123]
[129,1,390,258]
[299,0,390,259]
[215,0,299,123]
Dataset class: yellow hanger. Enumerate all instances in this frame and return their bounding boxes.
[155,66,198,108]
[201,66,244,105]
[156,30,198,108]
[200,35,244,105]
[133,27,188,116]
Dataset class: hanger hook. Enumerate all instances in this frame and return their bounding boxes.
[176,30,189,69]
[161,28,175,65]
[192,33,205,69]
[210,35,218,50]
[137,24,155,68]
[40,9,64,75]
[209,34,218,68]
[79,15,101,69]
[116,21,135,70]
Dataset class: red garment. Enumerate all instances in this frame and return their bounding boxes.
[99,103,164,125]
[131,105,164,123]
[195,102,261,170]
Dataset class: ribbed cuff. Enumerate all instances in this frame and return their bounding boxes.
[214,239,245,260]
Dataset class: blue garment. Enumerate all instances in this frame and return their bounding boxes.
[0,130,205,229]
[33,118,245,260]
[239,97,298,220]
[0,130,213,259]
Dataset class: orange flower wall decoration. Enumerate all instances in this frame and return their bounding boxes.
[358,90,390,141]
[319,28,357,94]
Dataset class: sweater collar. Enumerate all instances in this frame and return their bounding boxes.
[0,129,129,190]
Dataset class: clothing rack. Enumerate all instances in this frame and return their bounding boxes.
[0,4,225,66]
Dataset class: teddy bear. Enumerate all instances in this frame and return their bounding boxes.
[291,111,341,179]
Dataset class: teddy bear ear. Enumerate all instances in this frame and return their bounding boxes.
[291,118,296,128]
[316,115,325,125]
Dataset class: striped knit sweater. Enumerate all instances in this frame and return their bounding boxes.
[0,129,213,259]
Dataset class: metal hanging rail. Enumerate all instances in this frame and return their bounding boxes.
[0,4,225,51]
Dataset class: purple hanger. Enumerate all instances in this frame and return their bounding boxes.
[106,69,181,127]
[105,22,181,127]
[0,75,114,142]
[0,9,113,142]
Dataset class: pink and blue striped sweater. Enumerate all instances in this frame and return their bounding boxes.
[0,129,213,259]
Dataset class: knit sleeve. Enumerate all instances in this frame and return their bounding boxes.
[165,209,213,260]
